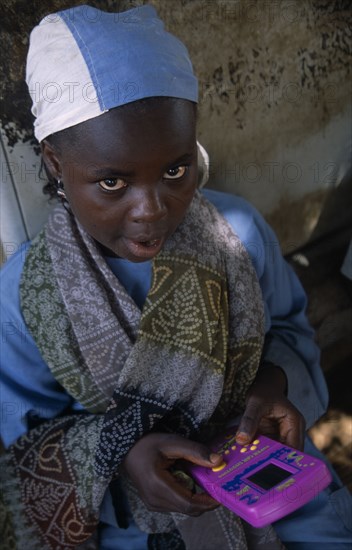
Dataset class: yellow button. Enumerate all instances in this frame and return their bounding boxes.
[240,448,248,453]
[231,445,237,450]
[212,461,227,472]
[224,450,230,455]
[250,445,257,451]
[253,439,260,445]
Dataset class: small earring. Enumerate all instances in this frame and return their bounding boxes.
[56,179,67,200]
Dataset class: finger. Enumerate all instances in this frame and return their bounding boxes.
[277,411,306,450]
[264,400,305,450]
[158,435,222,468]
[142,469,220,515]
[257,400,305,450]
[235,401,262,444]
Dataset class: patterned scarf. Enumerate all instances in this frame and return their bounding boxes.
[0,191,284,549]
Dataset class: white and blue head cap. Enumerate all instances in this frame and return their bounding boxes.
[26,4,198,142]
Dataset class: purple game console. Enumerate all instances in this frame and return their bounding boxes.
[187,428,332,527]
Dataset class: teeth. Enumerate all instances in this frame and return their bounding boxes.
[146,240,158,247]
[139,239,158,247]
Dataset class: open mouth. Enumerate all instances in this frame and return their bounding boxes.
[137,239,160,248]
[124,237,164,259]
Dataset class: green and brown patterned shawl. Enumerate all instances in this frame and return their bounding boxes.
[0,191,284,549]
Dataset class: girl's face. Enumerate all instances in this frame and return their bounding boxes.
[42,99,198,262]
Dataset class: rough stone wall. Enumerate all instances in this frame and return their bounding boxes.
[1,0,351,251]
[152,0,352,250]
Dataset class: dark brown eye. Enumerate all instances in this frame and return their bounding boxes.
[163,166,187,180]
[98,178,127,191]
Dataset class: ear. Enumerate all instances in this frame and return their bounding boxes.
[41,140,62,180]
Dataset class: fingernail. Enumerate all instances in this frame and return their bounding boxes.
[236,431,248,443]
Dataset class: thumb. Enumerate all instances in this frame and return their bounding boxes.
[163,437,222,468]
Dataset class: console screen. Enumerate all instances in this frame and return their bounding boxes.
[247,463,292,490]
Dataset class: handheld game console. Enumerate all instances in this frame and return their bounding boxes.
[187,428,332,527]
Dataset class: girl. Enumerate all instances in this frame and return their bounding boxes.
[1,4,351,549]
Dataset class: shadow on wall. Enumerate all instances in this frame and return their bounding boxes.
[308,169,352,243]
[267,168,352,253]
[285,168,352,378]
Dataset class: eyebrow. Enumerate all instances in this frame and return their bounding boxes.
[88,152,195,179]
[89,166,134,178]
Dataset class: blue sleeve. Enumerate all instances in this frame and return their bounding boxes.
[202,189,329,428]
[0,245,128,532]
[0,244,83,448]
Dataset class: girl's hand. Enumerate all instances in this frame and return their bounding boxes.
[235,363,306,450]
[122,433,222,515]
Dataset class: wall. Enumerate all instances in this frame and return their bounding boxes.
[1,0,351,256]
[152,0,352,251]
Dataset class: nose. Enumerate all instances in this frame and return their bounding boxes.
[129,186,167,223]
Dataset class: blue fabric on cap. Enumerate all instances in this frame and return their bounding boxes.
[59,4,198,110]
[26,4,198,140]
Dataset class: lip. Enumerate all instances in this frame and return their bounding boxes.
[123,236,164,260]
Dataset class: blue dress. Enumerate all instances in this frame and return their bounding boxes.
[1,190,351,548]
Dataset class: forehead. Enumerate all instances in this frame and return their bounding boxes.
[61,98,197,165]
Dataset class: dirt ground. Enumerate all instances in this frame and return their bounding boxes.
[288,226,352,493]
